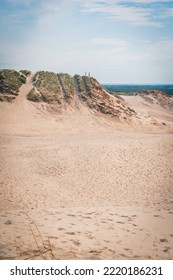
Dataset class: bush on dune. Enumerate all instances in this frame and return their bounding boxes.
[0,69,25,96]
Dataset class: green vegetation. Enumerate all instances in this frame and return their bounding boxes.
[74,75,86,93]
[74,75,95,96]
[82,76,94,93]
[20,70,31,77]
[0,69,136,119]
[32,71,62,103]
[0,69,25,96]
[19,75,26,84]
[74,75,81,91]
[57,73,74,99]
[27,87,41,102]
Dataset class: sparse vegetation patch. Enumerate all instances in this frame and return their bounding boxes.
[0,69,26,102]
[20,70,31,77]
[74,75,86,93]
[27,87,41,102]
[31,71,63,104]
[57,73,75,100]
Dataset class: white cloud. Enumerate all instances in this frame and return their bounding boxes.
[159,7,173,18]
[39,0,75,15]
[1,37,172,83]
[1,0,173,83]
[90,37,129,47]
[146,40,173,60]
[78,0,173,27]
[5,0,172,27]
[78,0,169,27]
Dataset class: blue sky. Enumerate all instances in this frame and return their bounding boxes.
[0,0,173,83]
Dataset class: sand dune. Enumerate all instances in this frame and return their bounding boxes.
[123,95,173,127]
[0,74,173,259]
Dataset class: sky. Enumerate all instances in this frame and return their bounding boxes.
[0,0,173,83]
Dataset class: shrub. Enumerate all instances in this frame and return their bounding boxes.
[0,69,24,95]
[20,70,31,77]
[27,87,41,102]
[32,71,62,103]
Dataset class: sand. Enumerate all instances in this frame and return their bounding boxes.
[0,74,173,260]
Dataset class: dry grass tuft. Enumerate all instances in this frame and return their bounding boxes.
[14,213,57,260]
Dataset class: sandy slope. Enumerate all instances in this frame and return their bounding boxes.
[0,74,173,260]
[123,95,173,128]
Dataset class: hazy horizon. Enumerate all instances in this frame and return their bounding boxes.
[1,0,173,84]
[102,82,173,85]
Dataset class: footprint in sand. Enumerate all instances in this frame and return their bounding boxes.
[66,232,75,235]
[163,247,170,253]
[50,236,59,240]
[86,234,94,240]
[4,220,12,225]
[132,255,140,258]
[160,238,168,243]
[120,253,128,258]
[72,241,81,246]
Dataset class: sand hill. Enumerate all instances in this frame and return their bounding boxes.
[0,71,173,260]
[1,69,172,128]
